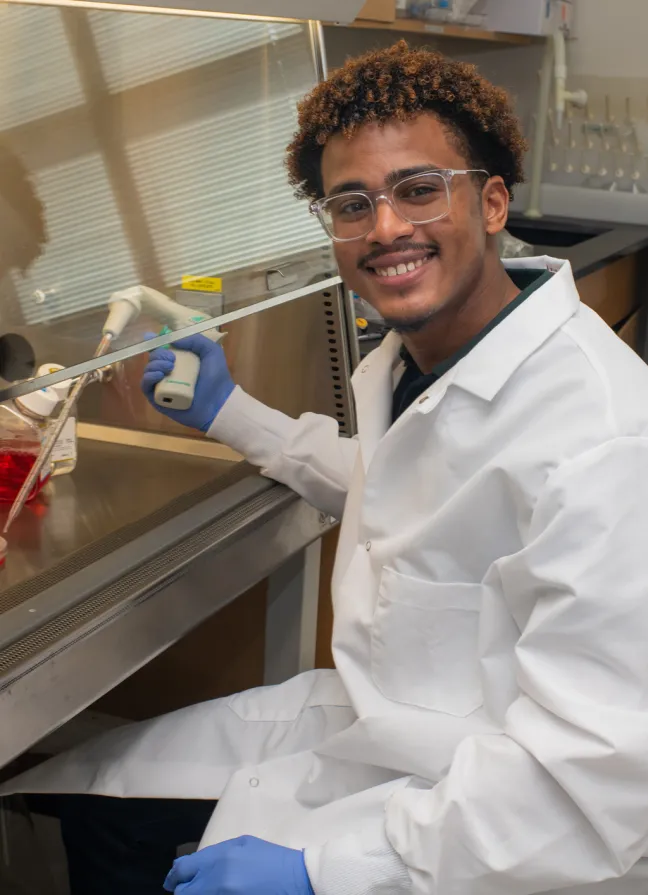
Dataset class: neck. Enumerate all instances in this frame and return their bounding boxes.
[401,259,519,375]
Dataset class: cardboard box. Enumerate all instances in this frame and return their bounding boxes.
[577,255,638,329]
[356,0,396,23]
[617,311,641,354]
[482,0,573,36]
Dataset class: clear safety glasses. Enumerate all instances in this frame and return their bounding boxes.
[309,168,490,243]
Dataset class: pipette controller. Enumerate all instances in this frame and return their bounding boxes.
[105,285,225,411]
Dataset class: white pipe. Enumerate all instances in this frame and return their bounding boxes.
[554,27,567,130]
[554,28,588,130]
[526,27,588,219]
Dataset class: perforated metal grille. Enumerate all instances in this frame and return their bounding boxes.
[321,286,355,437]
[0,484,295,686]
[0,461,256,615]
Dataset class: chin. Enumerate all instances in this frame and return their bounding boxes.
[383,312,436,334]
[380,278,457,328]
[378,292,445,331]
[360,269,443,311]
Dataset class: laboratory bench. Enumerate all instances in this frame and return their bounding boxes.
[0,271,352,775]
[507,213,648,356]
[505,213,648,282]
[0,439,335,771]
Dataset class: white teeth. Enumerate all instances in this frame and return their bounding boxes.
[372,257,431,278]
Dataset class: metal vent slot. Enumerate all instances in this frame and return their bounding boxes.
[320,283,356,437]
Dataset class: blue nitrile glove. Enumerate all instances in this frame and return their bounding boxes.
[141,332,235,432]
[163,835,315,895]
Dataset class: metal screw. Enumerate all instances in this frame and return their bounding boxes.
[33,288,57,304]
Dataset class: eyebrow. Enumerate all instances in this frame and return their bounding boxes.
[327,164,443,197]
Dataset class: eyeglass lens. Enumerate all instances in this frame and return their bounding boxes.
[320,172,450,240]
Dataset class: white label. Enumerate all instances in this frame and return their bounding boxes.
[49,417,77,465]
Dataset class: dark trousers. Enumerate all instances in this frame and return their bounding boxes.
[27,794,217,895]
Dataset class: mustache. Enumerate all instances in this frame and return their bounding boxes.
[358,242,439,269]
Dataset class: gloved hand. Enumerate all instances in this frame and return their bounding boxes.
[141,332,235,432]
[163,835,315,895]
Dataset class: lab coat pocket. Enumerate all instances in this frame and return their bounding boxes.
[371,568,483,717]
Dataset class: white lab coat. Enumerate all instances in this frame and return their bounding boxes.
[9,256,648,895]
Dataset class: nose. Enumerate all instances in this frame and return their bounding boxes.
[366,197,415,245]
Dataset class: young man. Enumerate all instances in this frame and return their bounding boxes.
[11,42,648,895]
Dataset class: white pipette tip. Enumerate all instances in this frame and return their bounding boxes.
[103,289,142,339]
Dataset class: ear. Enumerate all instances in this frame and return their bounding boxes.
[481,176,510,235]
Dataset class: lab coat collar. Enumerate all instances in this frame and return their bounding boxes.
[352,330,403,467]
[351,256,579,465]
[451,256,580,402]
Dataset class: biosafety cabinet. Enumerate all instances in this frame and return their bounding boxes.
[0,3,361,772]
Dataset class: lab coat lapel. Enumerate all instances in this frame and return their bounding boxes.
[452,257,580,401]
[352,331,402,468]
[351,256,579,463]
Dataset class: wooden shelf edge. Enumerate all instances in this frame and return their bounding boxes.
[329,18,536,45]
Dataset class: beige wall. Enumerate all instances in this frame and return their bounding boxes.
[571,0,648,78]
[566,1,648,126]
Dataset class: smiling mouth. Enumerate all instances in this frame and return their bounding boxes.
[364,250,438,280]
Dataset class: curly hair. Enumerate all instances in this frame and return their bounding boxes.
[286,41,527,202]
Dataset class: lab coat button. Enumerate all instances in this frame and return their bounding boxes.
[365,540,372,551]
[249,777,259,788]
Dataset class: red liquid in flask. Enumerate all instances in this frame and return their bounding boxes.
[0,450,48,502]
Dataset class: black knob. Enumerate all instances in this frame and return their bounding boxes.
[0,333,36,382]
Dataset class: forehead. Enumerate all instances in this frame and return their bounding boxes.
[320,113,467,194]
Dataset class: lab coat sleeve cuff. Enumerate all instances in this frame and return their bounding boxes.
[206,386,299,464]
[304,821,413,895]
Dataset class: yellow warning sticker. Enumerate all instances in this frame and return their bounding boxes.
[356,317,368,330]
[181,276,223,293]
